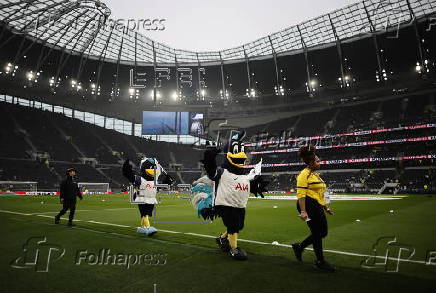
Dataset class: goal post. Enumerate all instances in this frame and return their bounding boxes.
[0,181,38,192]
[78,182,110,194]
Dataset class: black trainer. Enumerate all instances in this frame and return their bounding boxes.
[67,221,75,227]
[229,247,247,261]
[315,260,336,272]
[291,243,303,262]
[54,216,60,224]
[215,236,231,252]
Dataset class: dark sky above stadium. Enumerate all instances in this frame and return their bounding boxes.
[104,0,358,51]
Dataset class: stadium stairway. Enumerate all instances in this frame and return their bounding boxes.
[47,116,86,159]
[122,135,141,163]
[87,127,123,164]
[324,108,341,134]
[95,166,122,188]
[170,151,184,184]
[9,114,37,154]
[47,162,62,182]
[291,115,301,132]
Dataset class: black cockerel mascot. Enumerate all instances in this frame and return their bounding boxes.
[198,130,268,260]
[122,157,173,236]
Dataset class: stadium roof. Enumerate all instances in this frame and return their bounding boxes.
[0,0,435,66]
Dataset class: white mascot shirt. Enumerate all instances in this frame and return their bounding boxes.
[215,169,254,208]
[133,176,158,204]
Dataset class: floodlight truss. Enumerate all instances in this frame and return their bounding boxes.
[0,0,434,67]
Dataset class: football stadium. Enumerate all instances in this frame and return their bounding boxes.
[0,0,435,292]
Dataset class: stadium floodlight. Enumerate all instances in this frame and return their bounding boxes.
[26,71,34,81]
[4,63,18,76]
[71,79,77,88]
[4,62,12,73]
[110,87,120,97]
[128,88,139,99]
[246,88,256,98]
[220,89,230,99]
[338,75,353,88]
[376,69,388,82]
[306,79,318,92]
[149,89,161,99]
[274,85,285,96]
[90,83,100,95]
[415,62,422,73]
[172,91,179,100]
[382,69,388,81]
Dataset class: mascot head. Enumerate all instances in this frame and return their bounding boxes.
[140,157,157,180]
[224,130,247,169]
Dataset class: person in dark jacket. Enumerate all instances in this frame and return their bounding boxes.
[55,168,83,226]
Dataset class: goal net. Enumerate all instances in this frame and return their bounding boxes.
[78,182,110,194]
[0,181,38,192]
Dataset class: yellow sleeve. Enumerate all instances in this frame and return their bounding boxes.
[296,171,308,198]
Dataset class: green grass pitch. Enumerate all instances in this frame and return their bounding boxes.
[1,193,436,292]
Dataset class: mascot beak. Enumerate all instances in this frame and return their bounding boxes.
[145,169,156,176]
[227,152,248,168]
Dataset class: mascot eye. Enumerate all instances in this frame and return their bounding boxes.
[233,144,239,154]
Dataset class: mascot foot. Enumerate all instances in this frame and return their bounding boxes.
[147,226,158,236]
[137,226,158,236]
[216,236,231,252]
[229,247,247,261]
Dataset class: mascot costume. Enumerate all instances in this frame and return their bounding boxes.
[195,130,268,260]
[122,157,173,236]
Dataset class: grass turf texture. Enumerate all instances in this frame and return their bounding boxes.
[1,193,435,293]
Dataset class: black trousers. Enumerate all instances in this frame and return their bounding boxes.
[214,205,245,234]
[138,204,154,217]
[56,200,77,222]
[297,196,328,261]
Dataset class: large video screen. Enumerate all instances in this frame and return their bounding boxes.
[142,111,204,135]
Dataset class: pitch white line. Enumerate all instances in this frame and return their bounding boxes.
[0,209,434,266]
[88,220,130,228]
[159,229,182,234]
[185,232,215,238]
[33,210,95,215]
[0,209,31,216]
[101,208,136,211]
[36,214,83,222]
[33,207,137,215]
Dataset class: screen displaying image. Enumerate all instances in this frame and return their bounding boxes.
[142,111,205,135]
[142,111,189,135]
[190,113,204,136]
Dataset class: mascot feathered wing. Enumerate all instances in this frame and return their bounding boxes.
[197,130,268,260]
[191,176,215,220]
[122,157,173,236]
